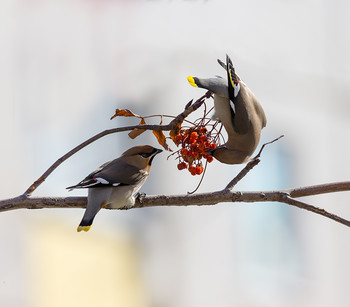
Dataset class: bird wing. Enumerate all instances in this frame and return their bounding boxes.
[225,55,240,131]
[66,158,148,190]
[226,55,241,100]
[217,58,226,70]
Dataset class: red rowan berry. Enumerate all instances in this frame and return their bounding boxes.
[192,152,199,159]
[206,155,214,163]
[190,132,198,139]
[188,165,197,176]
[199,135,207,142]
[177,162,187,170]
[180,148,188,156]
[196,165,203,175]
[175,134,182,143]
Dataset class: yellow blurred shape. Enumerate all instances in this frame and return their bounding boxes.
[187,76,198,87]
[26,220,149,307]
[77,225,91,232]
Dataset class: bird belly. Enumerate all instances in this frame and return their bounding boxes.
[213,95,236,136]
[107,180,146,209]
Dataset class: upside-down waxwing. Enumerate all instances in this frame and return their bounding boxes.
[187,55,266,164]
[67,145,162,232]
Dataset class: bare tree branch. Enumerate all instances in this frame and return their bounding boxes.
[2,94,349,229]
[285,182,350,198]
[1,181,350,227]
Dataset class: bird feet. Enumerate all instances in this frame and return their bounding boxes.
[135,192,146,204]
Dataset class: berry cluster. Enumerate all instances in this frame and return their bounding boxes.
[173,126,217,176]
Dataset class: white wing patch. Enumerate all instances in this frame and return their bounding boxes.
[95,177,109,184]
[234,83,241,97]
[230,100,236,113]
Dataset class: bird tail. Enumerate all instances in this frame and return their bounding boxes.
[77,192,108,232]
[77,211,96,232]
[77,220,93,232]
[76,203,96,232]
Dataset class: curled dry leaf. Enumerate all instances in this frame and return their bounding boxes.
[169,124,182,145]
[110,108,140,120]
[152,130,171,151]
[128,118,146,139]
[185,99,193,109]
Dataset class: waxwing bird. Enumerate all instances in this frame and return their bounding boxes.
[67,145,162,232]
[187,55,266,164]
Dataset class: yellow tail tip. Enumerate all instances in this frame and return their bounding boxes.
[187,76,198,87]
[77,225,91,232]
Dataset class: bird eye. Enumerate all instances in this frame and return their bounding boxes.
[139,153,151,158]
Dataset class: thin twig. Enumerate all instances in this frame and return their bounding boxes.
[187,160,208,195]
[224,135,284,191]
[252,135,284,160]
[23,92,211,197]
[224,158,261,191]
[23,124,164,196]
[281,194,350,227]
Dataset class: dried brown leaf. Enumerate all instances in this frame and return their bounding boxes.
[128,118,146,139]
[110,108,140,120]
[169,124,182,143]
[153,130,171,151]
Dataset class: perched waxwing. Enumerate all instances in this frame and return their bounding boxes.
[187,55,266,164]
[67,145,162,232]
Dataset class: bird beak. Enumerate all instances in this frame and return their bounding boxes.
[205,149,215,156]
[148,148,163,166]
[154,148,163,155]
[205,145,225,155]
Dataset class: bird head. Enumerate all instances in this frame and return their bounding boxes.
[187,76,229,98]
[122,145,163,168]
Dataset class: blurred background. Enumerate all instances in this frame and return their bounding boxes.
[1,0,350,306]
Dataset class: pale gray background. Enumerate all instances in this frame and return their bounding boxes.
[1,1,350,306]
